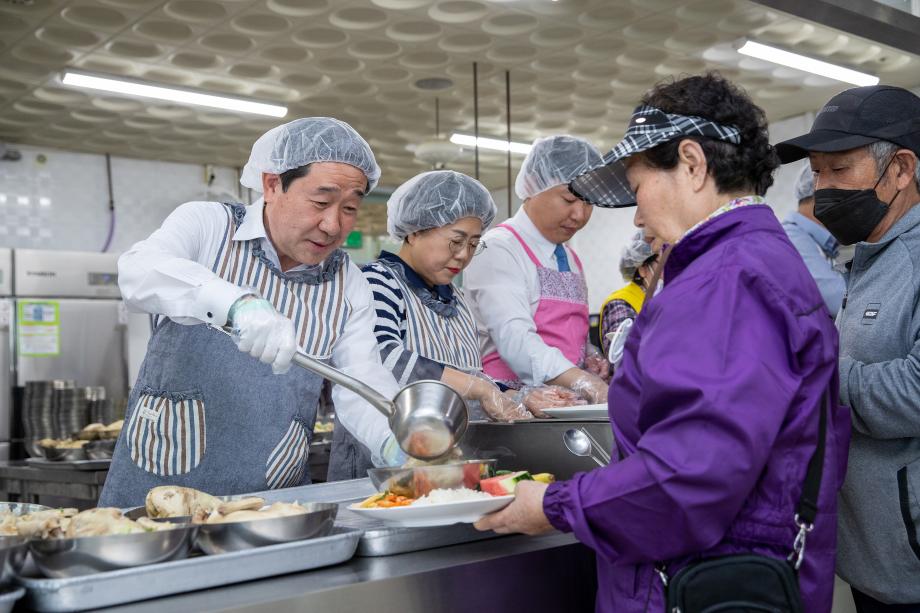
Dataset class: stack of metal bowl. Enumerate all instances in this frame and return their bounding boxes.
[86,387,110,425]
[53,384,89,440]
[22,381,53,443]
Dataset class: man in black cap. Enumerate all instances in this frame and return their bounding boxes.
[777,85,920,612]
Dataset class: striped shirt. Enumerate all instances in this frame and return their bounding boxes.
[362,253,481,386]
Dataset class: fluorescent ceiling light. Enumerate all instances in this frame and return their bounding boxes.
[737,41,879,87]
[61,70,288,118]
[450,133,532,155]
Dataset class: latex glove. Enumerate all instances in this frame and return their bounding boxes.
[227,295,296,374]
[380,435,408,467]
[568,371,609,405]
[469,377,530,422]
[583,346,611,382]
[604,318,634,370]
[516,385,585,418]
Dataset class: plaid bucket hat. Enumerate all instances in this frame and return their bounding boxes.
[569,105,742,208]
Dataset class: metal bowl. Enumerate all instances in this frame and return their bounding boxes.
[24,441,45,459]
[367,459,497,499]
[195,502,338,555]
[28,524,197,578]
[0,587,24,613]
[41,446,87,462]
[0,537,28,588]
[84,439,116,460]
[123,507,190,524]
[391,380,469,460]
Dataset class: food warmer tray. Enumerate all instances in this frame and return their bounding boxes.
[17,528,362,612]
[24,458,111,471]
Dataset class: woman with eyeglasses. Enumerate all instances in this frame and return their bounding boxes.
[327,170,532,481]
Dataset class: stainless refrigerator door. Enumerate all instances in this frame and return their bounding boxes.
[15,299,128,401]
[0,298,11,442]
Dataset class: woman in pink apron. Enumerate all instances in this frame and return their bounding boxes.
[464,135,609,407]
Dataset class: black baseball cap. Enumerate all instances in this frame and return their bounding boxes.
[776,85,920,163]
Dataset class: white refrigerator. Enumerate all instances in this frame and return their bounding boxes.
[9,250,129,452]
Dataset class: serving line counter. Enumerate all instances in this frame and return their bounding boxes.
[100,478,598,613]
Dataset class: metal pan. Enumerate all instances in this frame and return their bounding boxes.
[29,524,197,578]
[195,501,338,555]
[83,439,115,460]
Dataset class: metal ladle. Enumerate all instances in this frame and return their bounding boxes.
[563,428,610,467]
[219,327,468,460]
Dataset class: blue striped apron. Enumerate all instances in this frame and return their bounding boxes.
[101,202,351,508]
[327,260,483,481]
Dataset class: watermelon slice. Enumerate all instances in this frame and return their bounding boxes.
[480,471,533,496]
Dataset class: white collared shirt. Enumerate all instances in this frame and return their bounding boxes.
[463,206,577,385]
[118,198,397,463]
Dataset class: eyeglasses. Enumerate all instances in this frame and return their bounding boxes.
[447,236,487,256]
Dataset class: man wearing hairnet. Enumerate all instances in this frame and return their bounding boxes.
[329,171,534,480]
[464,135,609,403]
[100,117,405,507]
[781,165,846,315]
[598,230,659,368]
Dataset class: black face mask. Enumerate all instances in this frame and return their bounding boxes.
[814,156,900,246]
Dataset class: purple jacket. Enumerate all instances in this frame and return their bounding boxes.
[543,205,850,612]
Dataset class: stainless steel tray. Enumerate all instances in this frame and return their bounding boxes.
[336,504,501,557]
[17,527,362,612]
[24,458,110,471]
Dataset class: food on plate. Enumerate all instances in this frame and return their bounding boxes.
[522,386,588,412]
[0,508,77,538]
[38,438,88,449]
[480,471,539,496]
[532,473,556,484]
[413,488,494,505]
[358,492,416,508]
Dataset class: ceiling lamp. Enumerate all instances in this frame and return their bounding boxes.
[737,41,879,87]
[61,70,288,118]
[450,133,531,155]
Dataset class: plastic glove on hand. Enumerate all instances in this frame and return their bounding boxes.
[568,371,609,405]
[479,383,530,422]
[228,295,296,374]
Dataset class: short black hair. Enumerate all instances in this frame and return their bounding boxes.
[637,72,779,196]
[279,164,310,192]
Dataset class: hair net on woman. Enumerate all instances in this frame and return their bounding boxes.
[387,170,497,241]
[240,117,381,193]
[515,135,603,201]
[794,165,815,203]
[619,230,655,282]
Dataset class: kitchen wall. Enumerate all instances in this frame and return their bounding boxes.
[0,144,241,254]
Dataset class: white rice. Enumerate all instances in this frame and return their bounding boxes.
[412,488,493,505]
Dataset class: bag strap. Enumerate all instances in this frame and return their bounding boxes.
[788,388,829,570]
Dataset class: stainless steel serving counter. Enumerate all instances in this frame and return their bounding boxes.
[95,532,597,613]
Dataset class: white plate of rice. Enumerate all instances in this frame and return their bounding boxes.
[347,489,514,527]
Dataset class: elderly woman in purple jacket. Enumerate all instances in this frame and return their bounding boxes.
[476,73,851,612]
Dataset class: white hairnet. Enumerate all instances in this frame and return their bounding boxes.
[619,230,655,282]
[515,135,603,200]
[240,117,381,193]
[387,170,496,241]
[794,165,815,203]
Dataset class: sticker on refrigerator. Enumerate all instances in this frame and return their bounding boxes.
[18,301,60,357]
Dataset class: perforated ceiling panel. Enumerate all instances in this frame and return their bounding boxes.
[0,0,918,190]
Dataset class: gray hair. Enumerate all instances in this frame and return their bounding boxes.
[867,141,920,190]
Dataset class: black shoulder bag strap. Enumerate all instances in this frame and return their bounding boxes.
[788,387,829,570]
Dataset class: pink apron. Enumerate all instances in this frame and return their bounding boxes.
[482,224,589,387]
